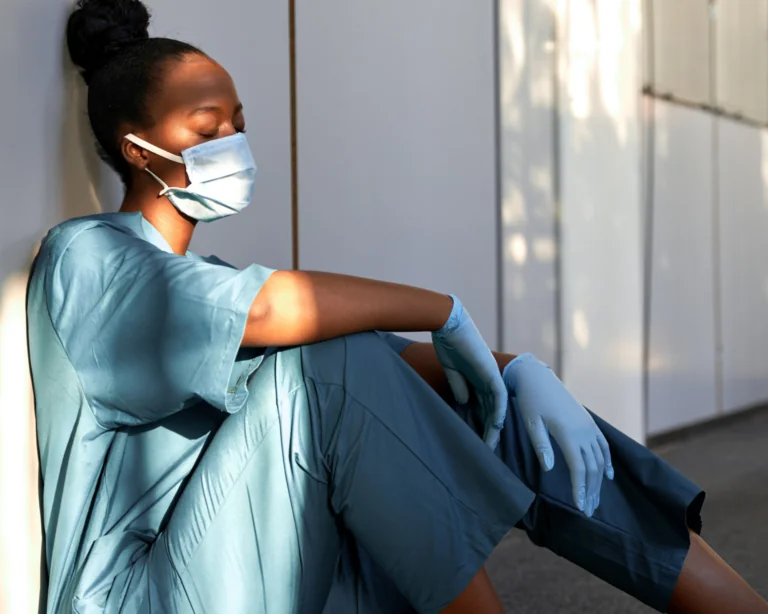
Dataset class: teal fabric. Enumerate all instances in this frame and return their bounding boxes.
[122,333,530,614]
[28,213,531,613]
[28,212,274,612]
[28,211,705,614]
[321,390,706,614]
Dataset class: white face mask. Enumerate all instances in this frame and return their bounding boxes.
[124,133,258,222]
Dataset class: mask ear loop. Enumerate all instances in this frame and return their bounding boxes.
[124,134,185,196]
[124,134,184,163]
[144,169,176,197]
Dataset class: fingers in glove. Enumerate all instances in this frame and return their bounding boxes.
[490,378,508,430]
[563,442,586,512]
[444,368,470,404]
[526,415,555,472]
[590,440,605,513]
[482,383,507,449]
[484,424,502,450]
[596,429,614,480]
[582,446,601,518]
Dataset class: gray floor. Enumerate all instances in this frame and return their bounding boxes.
[486,409,768,613]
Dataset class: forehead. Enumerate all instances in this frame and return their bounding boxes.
[154,55,240,115]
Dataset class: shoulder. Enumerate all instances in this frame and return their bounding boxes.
[39,213,145,269]
[38,213,191,289]
[34,214,153,318]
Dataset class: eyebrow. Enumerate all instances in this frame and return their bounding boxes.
[189,103,244,117]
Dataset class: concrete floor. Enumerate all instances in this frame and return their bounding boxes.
[486,409,768,613]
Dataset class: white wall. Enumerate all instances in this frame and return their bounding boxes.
[0,1,292,611]
[647,100,719,434]
[294,0,500,345]
[498,0,559,365]
[0,0,102,283]
[149,0,293,270]
[649,0,711,104]
[715,0,768,124]
[642,0,768,434]
[645,109,768,434]
[0,2,99,610]
[717,117,768,414]
[556,0,645,441]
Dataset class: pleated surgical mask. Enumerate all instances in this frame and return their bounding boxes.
[124,132,257,222]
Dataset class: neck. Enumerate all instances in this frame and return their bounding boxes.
[120,189,197,255]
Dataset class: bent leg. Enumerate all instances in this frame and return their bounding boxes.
[668,532,768,614]
[295,332,534,613]
[134,349,344,614]
[453,399,705,612]
[120,333,534,613]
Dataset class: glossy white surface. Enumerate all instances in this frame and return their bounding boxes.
[717,117,768,413]
[715,0,768,124]
[647,100,719,435]
[649,0,711,104]
[498,0,558,364]
[557,0,644,441]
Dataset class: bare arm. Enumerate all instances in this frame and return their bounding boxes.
[242,270,454,347]
[399,342,517,400]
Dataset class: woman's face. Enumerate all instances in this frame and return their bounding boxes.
[121,54,246,190]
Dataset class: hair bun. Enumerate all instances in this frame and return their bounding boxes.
[67,0,151,83]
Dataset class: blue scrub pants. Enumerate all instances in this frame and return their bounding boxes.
[118,332,704,613]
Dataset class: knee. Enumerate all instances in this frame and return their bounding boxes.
[299,332,394,387]
[342,331,395,358]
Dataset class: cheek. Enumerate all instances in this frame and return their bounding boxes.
[166,160,191,188]
[147,156,190,188]
[143,122,195,187]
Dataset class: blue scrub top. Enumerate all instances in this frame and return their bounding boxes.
[27,212,274,612]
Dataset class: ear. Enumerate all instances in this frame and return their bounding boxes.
[121,134,150,171]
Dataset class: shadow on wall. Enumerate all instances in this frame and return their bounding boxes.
[500,0,643,375]
[499,0,559,366]
[500,0,645,438]
[556,0,645,436]
[58,44,110,222]
[0,34,114,614]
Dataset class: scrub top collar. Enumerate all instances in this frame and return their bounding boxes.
[122,211,194,257]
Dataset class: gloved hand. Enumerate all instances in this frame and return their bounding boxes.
[432,295,508,449]
[503,353,613,517]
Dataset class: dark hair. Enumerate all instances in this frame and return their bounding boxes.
[66,0,204,186]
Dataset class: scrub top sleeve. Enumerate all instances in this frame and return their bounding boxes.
[50,226,274,428]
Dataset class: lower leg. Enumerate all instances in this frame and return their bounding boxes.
[440,567,505,614]
[300,335,526,613]
[668,532,768,614]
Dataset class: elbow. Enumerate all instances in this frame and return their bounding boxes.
[243,294,272,347]
[242,272,317,347]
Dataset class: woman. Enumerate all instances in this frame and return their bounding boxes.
[27,0,767,612]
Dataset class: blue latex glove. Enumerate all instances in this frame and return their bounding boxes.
[503,353,614,517]
[432,295,508,449]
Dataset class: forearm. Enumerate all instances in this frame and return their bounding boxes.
[243,271,453,347]
[400,341,517,399]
